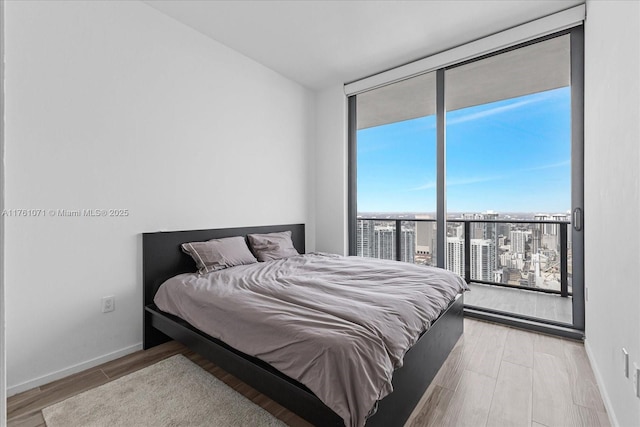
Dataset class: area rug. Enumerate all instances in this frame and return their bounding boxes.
[42,354,287,427]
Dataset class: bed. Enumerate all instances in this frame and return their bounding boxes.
[143,223,464,427]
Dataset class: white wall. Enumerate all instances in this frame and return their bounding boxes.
[5,0,315,394]
[314,85,348,255]
[1,0,6,422]
[583,1,640,426]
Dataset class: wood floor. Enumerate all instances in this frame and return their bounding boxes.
[7,318,610,427]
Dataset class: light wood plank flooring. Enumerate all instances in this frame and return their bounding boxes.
[405,319,609,427]
[7,319,609,427]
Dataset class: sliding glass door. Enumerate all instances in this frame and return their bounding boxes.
[349,28,584,335]
[445,33,578,326]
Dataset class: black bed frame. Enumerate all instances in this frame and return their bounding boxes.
[143,223,463,426]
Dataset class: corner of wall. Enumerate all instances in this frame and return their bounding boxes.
[1,0,6,422]
[584,340,619,427]
[306,90,318,253]
[314,84,348,255]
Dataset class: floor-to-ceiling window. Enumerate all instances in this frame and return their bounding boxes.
[349,27,584,337]
[354,72,437,265]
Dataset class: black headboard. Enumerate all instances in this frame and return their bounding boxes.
[142,223,305,307]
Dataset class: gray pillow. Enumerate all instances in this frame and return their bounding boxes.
[181,236,258,274]
[247,231,300,262]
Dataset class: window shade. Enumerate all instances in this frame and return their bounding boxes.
[344,4,584,97]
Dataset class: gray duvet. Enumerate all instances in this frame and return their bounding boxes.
[154,253,468,427]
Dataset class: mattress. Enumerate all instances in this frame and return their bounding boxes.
[154,253,468,426]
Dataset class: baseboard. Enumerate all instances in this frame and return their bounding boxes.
[584,340,619,427]
[7,342,143,397]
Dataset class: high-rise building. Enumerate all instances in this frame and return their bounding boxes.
[463,213,485,239]
[481,211,499,277]
[415,215,436,265]
[446,237,465,277]
[535,213,568,238]
[401,228,415,263]
[470,238,492,281]
[483,211,499,221]
[374,226,395,260]
[551,213,568,235]
[500,252,525,270]
[534,213,555,235]
[531,228,542,254]
[356,220,375,257]
[510,230,530,254]
[446,237,493,281]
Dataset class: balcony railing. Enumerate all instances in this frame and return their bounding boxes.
[356,217,572,297]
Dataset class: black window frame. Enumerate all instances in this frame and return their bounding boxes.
[347,26,585,339]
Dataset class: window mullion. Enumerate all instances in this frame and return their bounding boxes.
[436,69,446,268]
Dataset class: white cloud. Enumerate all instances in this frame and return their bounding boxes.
[447,98,536,125]
[409,159,569,192]
[411,175,504,191]
[446,90,561,126]
[520,159,570,172]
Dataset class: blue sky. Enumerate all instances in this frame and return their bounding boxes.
[357,87,571,214]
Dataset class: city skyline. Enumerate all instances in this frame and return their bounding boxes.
[357,211,571,220]
[356,216,568,293]
[357,87,571,214]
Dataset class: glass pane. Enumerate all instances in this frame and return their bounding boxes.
[445,35,573,325]
[355,72,436,265]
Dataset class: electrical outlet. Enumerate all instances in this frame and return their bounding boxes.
[101,296,115,313]
[634,363,640,399]
[623,348,629,377]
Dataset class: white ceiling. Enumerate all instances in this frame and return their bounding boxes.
[143,0,584,91]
